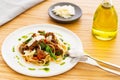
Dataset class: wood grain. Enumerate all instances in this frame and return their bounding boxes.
[0,0,120,80]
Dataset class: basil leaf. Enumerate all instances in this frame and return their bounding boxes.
[46,45,52,53]
[40,42,46,50]
[55,51,61,56]
[46,45,57,60]
[24,37,32,44]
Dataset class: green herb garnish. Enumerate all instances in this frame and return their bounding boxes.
[68,46,70,50]
[18,38,21,41]
[39,68,50,72]
[28,68,36,70]
[60,62,65,65]
[64,42,67,45]
[55,51,61,56]
[64,42,71,50]
[38,31,45,35]
[24,37,32,44]
[12,46,15,52]
[67,44,71,50]
[22,35,28,39]
[43,68,50,72]
[40,42,46,50]
[17,61,25,67]
[46,45,57,60]
[15,55,20,60]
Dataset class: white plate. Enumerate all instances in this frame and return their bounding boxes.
[1,24,83,77]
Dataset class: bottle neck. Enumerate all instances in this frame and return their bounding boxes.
[102,0,113,8]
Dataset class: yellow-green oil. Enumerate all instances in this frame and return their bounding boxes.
[92,3,118,40]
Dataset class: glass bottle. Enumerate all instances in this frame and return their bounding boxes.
[92,0,118,40]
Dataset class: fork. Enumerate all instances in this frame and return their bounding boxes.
[70,54,120,76]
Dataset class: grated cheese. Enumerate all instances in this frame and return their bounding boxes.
[52,5,75,19]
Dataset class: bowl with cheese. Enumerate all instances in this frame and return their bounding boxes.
[48,2,82,23]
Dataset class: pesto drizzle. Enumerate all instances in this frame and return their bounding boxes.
[12,46,15,52]
[17,61,25,67]
[38,68,50,72]
[28,68,36,70]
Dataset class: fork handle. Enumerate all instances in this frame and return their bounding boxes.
[97,65,120,76]
[81,55,120,76]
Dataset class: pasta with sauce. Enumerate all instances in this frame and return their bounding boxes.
[18,30,70,65]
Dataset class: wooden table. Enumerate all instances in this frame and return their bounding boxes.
[0,0,120,80]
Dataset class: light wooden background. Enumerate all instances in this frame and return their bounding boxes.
[0,0,120,80]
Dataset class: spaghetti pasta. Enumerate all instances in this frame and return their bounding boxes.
[18,30,70,65]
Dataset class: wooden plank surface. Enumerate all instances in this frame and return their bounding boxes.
[0,0,120,80]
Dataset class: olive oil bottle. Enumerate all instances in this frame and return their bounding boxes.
[92,0,118,40]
